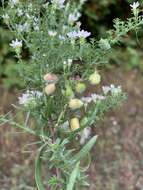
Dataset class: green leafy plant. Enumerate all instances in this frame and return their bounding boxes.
[82,0,143,70]
[0,12,25,88]
[0,0,143,189]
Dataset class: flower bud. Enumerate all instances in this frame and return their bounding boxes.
[99,38,111,50]
[65,85,74,98]
[75,82,86,93]
[80,117,88,127]
[69,98,83,110]
[44,84,56,95]
[44,73,58,83]
[89,72,101,85]
[70,117,80,131]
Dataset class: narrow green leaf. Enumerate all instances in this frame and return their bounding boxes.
[66,162,80,190]
[73,135,98,162]
[35,145,46,190]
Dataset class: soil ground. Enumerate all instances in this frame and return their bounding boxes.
[0,66,143,190]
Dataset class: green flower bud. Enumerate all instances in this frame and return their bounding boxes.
[80,117,88,127]
[99,38,111,50]
[89,72,101,85]
[65,85,74,98]
[75,82,86,93]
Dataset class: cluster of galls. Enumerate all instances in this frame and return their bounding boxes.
[43,71,101,132]
[44,73,58,95]
[69,71,101,131]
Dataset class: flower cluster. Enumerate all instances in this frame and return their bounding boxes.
[10,39,22,49]
[18,90,42,106]
[102,84,122,95]
[67,29,91,39]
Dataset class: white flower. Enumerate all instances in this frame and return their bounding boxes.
[34,25,40,31]
[10,39,22,49]
[91,93,105,102]
[17,9,23,16]
[130,1,139,10]
[102,86,111,94]
[9,0,19,7]
[110,84,122,94]
[67,30,91,39]
[77,30,91,38]
[52,0,66,9]
[102,84,122,95]
[2,14,9,20]
[59,35,65,40]
[48,31,57,37]
[33,17,40,31]
[43,2,49,8]
[18,90,42,105]
[68,12,81,24]
[79,127,91,144]
[81,97,92,103]
[68,59,72,65]
[67,31,78,39]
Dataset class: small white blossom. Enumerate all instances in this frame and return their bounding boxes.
[77,30,91,38]
[76,22,82,28]
[2,14,10,21]
[102,86,111,94]
[9,0,19,7]
[68,59,72,65]
[68,12,81,24]
[79,127,91,144]
[67,30,91,39]
[59,35,65,40]
[34,25,40,31]
[130,2,140,17]
[17,9,23,17]
[67,31,78,39]
[10,39,22,49]
[102,84,122,95]
[43,2,49,8]
[110,84,122,94]
[33,17,40,31]
[81,97,92,103]
[130,1,139,10]
[91,93,106,102]
[18,90,43,105]
[48,31,57,37]
[52,0,66,9]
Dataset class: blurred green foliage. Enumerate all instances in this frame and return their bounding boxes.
[82,0,143,70]
[0,6,25,89]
